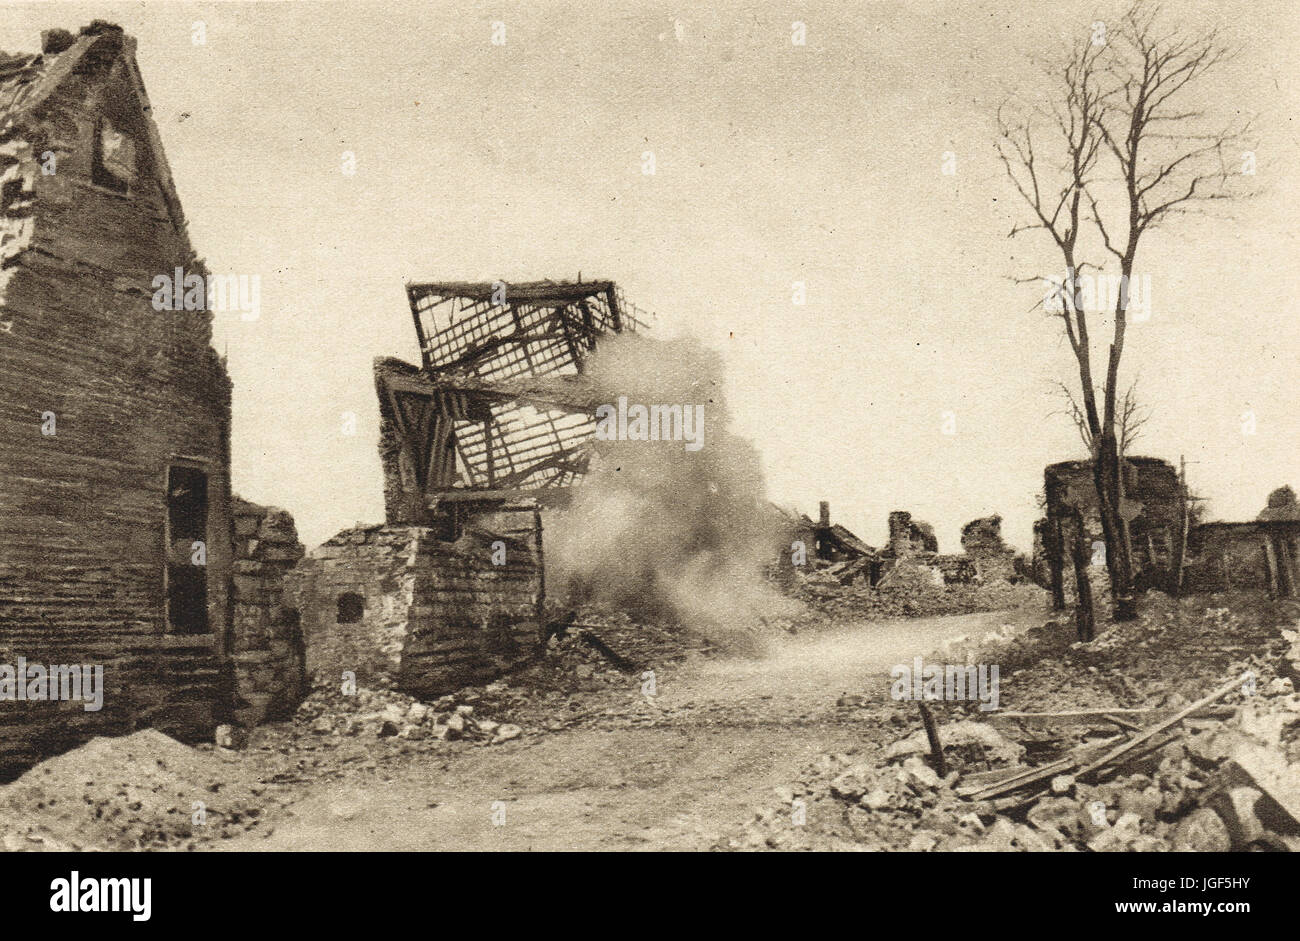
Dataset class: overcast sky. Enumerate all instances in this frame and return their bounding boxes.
[3,0,1297,551]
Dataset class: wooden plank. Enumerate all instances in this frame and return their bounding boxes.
[1102,713,1143,732]
[429,487,575,506]
[919,702,947,777]
[383,371,602,414]
[986,705,1235,726]
[406,280,615,304]
[959,752,1093,800]
[1076,677,1241,781]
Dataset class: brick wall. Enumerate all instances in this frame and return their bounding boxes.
[1185,522,1300,596]
[887,511,937,555]
[0,31,231,773]
[229,498,306,725]
[289,523,543,698]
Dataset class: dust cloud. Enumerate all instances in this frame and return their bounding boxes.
[546,334,801,652]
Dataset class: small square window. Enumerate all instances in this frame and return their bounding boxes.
[336,593,364,624]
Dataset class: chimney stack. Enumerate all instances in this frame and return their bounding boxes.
[41,29,75,54]
[888,510,913,556]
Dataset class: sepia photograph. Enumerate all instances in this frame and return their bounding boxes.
[0,0,1296,916]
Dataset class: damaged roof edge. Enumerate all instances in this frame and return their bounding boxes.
[0,24,192,244]
[406,279,617,303]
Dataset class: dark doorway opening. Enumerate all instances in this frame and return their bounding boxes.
[167,464,209,634]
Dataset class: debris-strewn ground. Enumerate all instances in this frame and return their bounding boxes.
[273,606,713,746]
[0,606,715,851]
[214,608,1026,851]
[793,566,1046,623]
[4,590,1296,852]
[720,591,1300,851]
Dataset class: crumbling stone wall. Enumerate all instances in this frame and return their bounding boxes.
[871,513,1021,589]
[229,498,306,725]
[1038,457,1184,599]
[1184,522,1300,597]
[887,511,938,556]
[877,511,946,587]
[289,523,543,698]
[0,24,232,772]
[960,515,1017,582]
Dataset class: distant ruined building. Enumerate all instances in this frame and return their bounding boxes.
[1031,457,1300,605]
[775,504,1021,590]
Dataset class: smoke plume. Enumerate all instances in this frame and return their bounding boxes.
[546,334,799,651]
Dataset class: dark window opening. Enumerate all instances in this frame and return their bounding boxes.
[91,118,130,194]
[336,593,364,624]
[166,465,208,634]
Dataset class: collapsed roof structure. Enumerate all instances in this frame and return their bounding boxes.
[375,280,649,525]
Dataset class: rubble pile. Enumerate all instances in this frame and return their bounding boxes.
[727,692,1300,852]
[542,606,714,672]
[979,591,1292,713]
[291,682,523,746]
[722,716,1035,851]
[272,607,704,746]
[723,592,1300,851]
[0,730,276,851]
[794,565,1045,622]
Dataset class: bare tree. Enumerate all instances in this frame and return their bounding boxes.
[1053,378,1151,458]
[999,0,1252,620]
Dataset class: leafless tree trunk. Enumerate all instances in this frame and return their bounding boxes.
[1068,508,1095,642]
[999,0,1252,621]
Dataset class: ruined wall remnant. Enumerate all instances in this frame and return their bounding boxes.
[289,523,543,698]
[868,511,1022,590]
[886,511,938,556]
[960,515,1017,582]
[1183,521,1300,597]
[960,515,1006,553]
[1037,457,1184,599]
[1033,460,1300,600]
[0,23,232,772]
[876,511,945,587]
[229,498,306,726]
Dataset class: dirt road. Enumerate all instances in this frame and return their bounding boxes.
[217,611,1019,851]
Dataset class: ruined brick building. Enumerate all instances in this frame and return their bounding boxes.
[0,24,235,770]
[1182,484,1300,597]
[1032,457,1300,605]
[291,280,646,696]
[875,511,1016,588]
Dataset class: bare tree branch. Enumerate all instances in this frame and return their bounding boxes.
[1001,0,1254,617]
